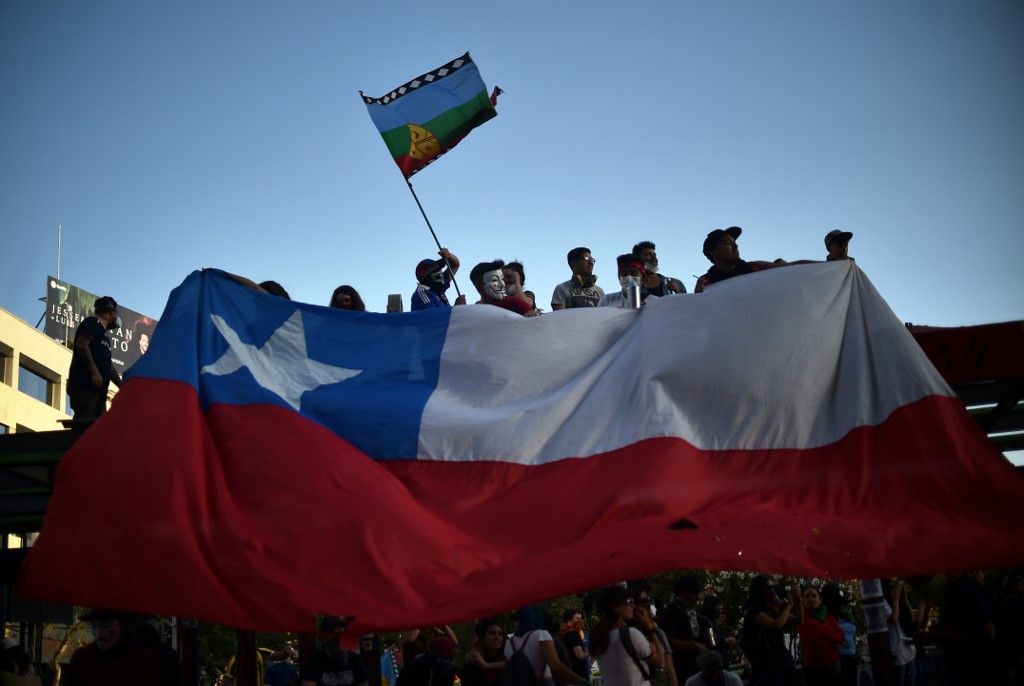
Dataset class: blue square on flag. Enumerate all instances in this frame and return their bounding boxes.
[128,269,449,459]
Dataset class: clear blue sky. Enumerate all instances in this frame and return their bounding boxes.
[2,0,1022,327]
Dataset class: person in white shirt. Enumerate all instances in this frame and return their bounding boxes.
[591,587,662,686]
[503,606,585,686]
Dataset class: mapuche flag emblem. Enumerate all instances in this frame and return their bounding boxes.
[361,53,500,178]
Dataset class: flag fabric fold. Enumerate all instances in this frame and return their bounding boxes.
[361,52,498,178]
[18,263,1024,632]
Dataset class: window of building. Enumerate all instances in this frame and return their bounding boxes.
[17,361,56,407]
[0,343,13,386]
[15,424,35,433]
[0,423,8,435]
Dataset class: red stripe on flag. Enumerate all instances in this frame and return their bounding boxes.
[18,379,1024,632]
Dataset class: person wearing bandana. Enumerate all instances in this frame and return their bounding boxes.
[411,248,466,311]
[550,247,605,310]
[66,295,123,420]
[470,260,534,315]
[598,255,647,307]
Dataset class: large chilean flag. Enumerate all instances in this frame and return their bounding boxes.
[18,264,1024,631]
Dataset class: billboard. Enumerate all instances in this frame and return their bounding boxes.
[43,276,158,373]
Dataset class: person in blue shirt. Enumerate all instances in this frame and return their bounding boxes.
[411,248,466,311]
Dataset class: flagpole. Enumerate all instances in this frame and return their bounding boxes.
[405,179,462,298]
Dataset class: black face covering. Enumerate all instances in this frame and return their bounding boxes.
[419,269,446,291]
[575,274,597,288]
[105,316,120,331]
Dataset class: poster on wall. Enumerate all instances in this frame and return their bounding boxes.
[43,276,158,373]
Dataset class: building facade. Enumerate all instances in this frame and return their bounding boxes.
[0,307,74,434]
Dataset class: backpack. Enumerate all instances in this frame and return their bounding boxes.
[504,632,539,686]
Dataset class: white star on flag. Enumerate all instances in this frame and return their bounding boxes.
[200,310,362,410]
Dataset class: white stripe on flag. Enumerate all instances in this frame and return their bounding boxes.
[418,262,952,463]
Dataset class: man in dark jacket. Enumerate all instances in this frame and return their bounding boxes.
[67,296,122,419]
[64,609,159,686]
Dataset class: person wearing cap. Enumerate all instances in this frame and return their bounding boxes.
[682,651,741,686]
[411,248,466,311]
[551,247,605,310]
[694,227,784,293]
[301,616,369,686]
[659,575,714,682]
[631,241,685,299]
[824,230,854,262]
[66,296,123,420]
[599,255,647,308]
[64,609,159,686]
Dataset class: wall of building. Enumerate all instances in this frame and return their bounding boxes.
[0,307,73,433]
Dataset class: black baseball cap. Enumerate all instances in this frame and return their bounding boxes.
[416,258,445,280]
[702,226,742,261]
[824,229,853,247]
[94,296,118,312]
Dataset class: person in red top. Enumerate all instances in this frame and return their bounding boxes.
[470,260,535,316]
[797,587,845,686]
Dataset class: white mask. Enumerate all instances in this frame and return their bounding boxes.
[644,261,658,274]
[482,270,506,299]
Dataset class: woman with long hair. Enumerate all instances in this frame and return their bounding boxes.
[796,585,844,686]
[462,619,507,686]
[740,575,797,686]
[329,285,366,311]
[591,587,662,686]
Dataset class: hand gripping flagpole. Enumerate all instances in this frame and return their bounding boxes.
[361,53,502,301]
[404,179,462,298]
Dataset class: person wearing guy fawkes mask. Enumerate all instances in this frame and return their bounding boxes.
[470,260,535,315]
[632,241,685,300]
[411,247,466,311]
[67,295,123,420]
[301,616,369,686]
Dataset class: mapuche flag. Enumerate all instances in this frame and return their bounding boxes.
[18,263,1024,632]
[361,52,499,178]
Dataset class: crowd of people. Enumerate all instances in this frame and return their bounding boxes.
[235,226,855,319]
[25,567,1020,685]
[384,571,1021,686]
[64,225,854,420]
[332,227,853,317]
